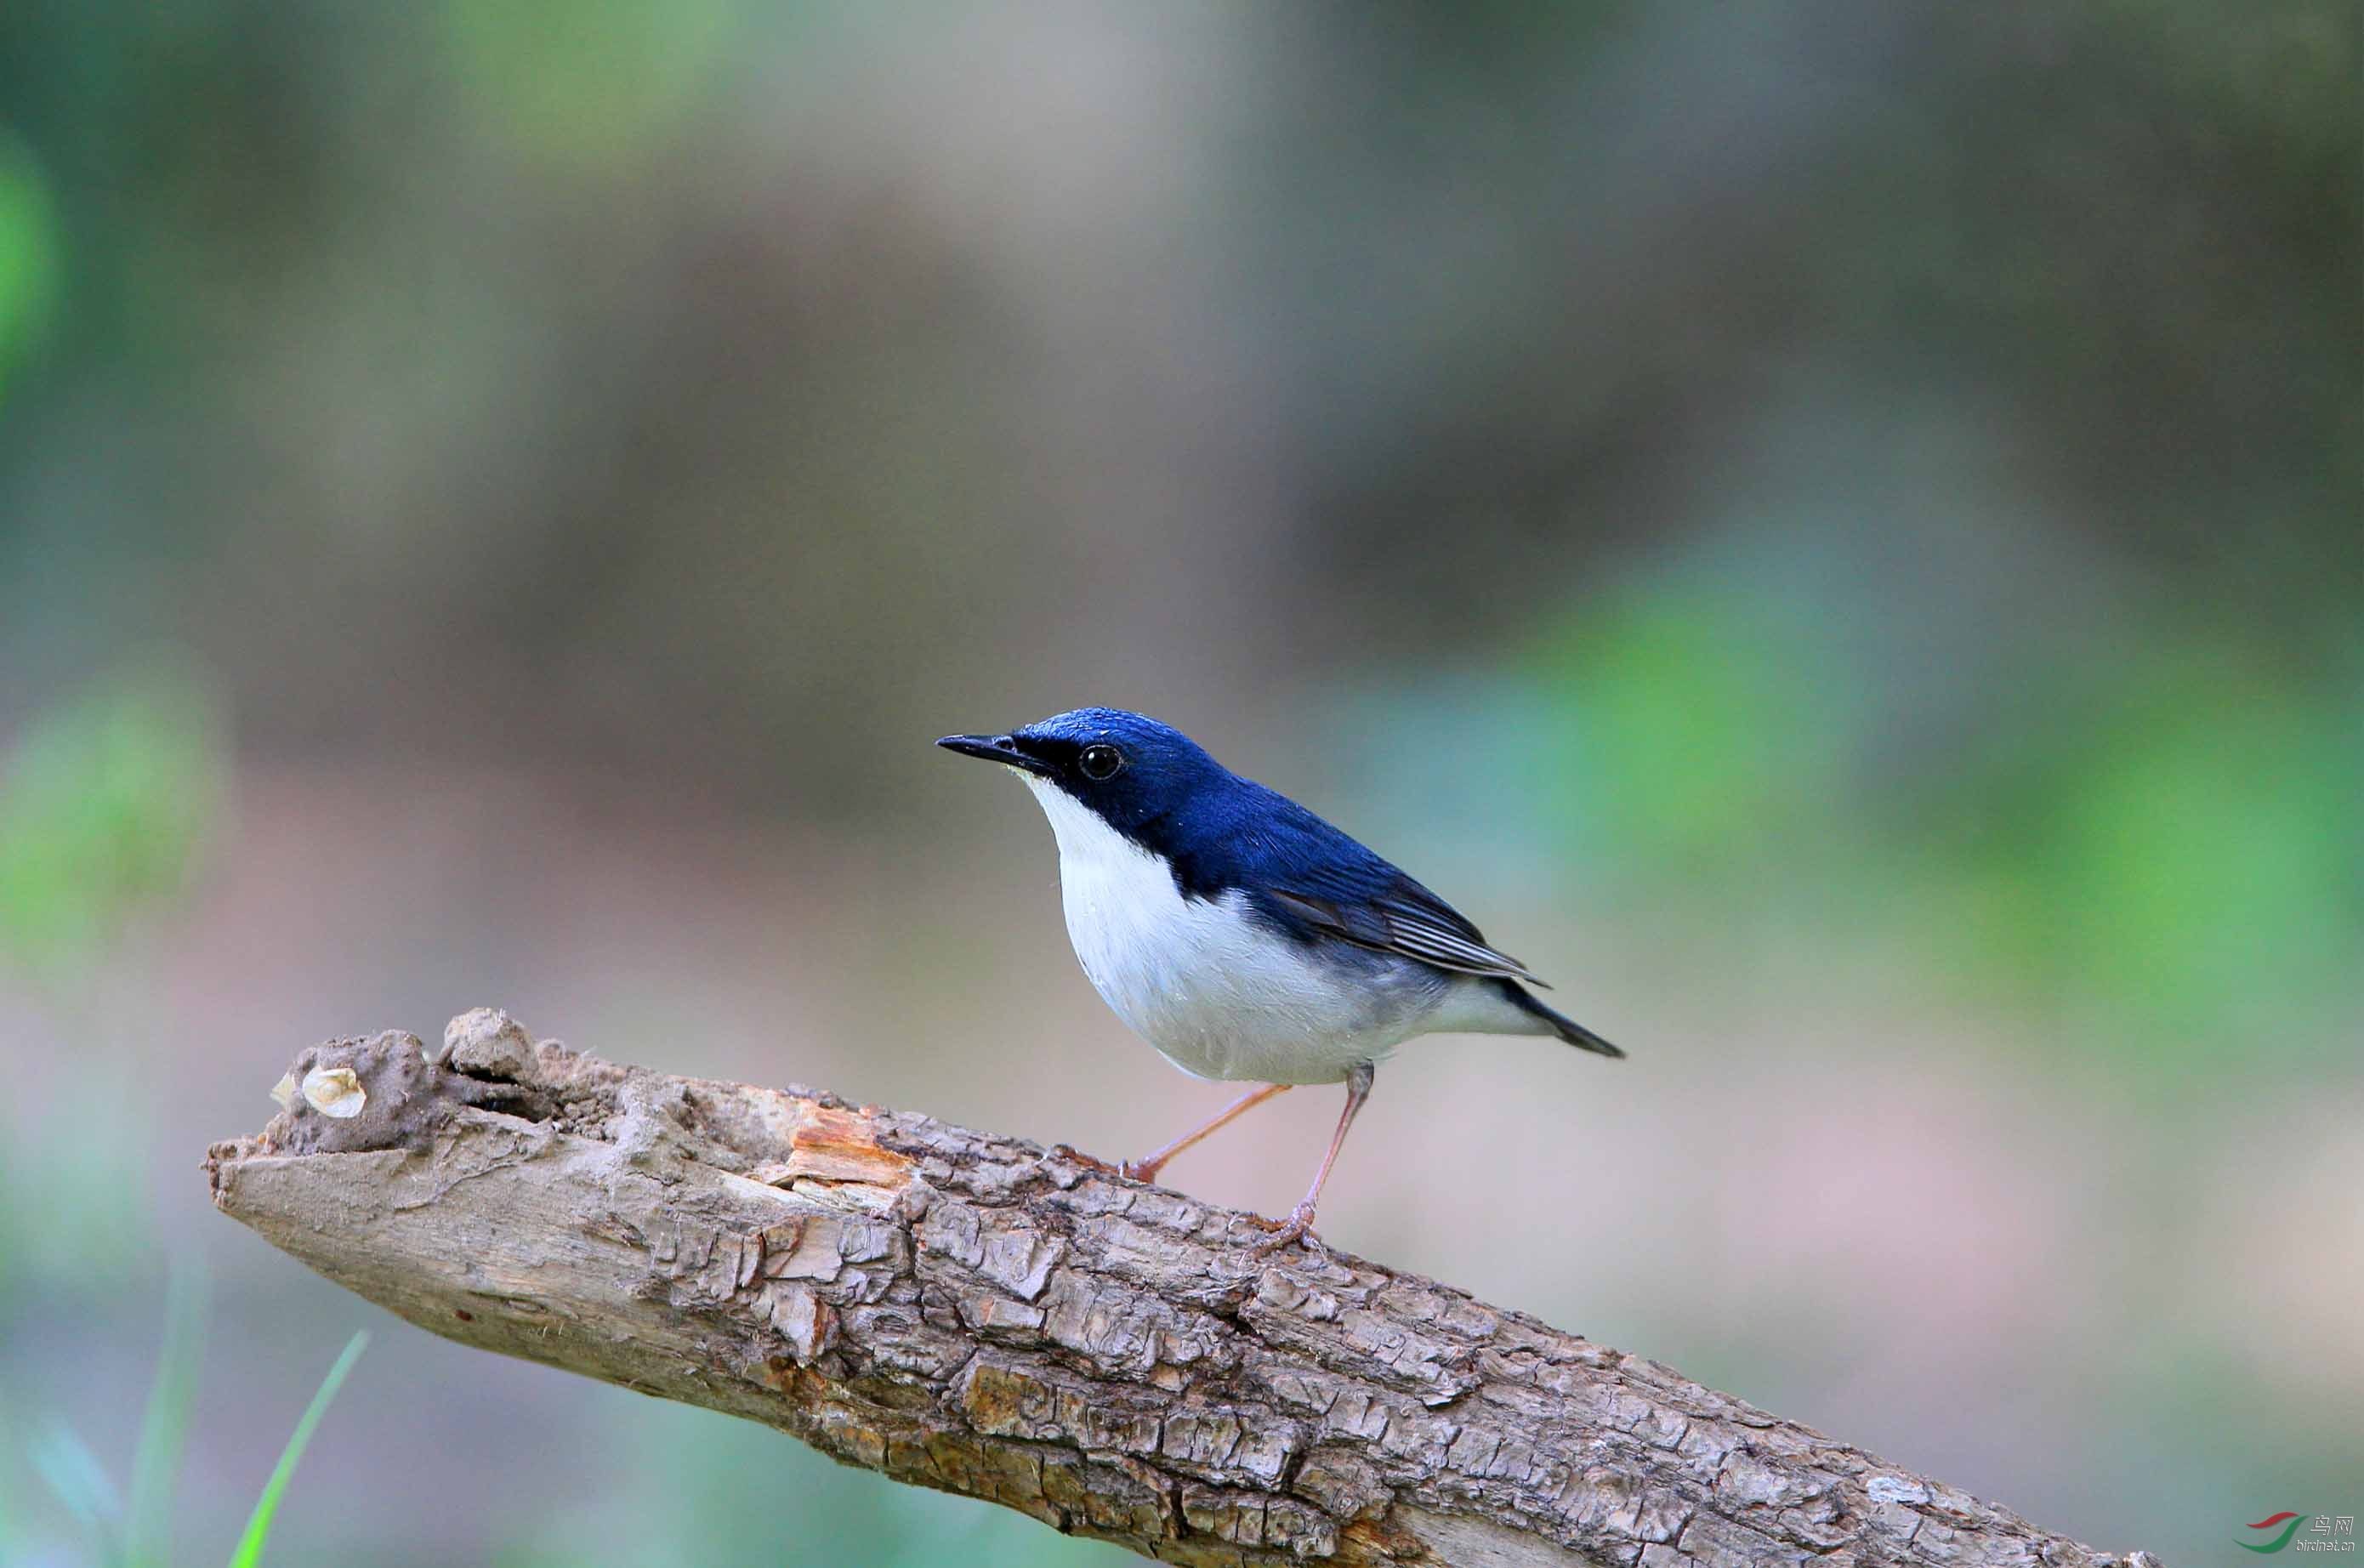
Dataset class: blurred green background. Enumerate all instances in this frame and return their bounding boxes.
[1,3,2357,1564]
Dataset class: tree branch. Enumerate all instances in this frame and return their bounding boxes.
[205,1013,2162,1568]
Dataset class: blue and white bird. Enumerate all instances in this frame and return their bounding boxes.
[938,707,1622,1246]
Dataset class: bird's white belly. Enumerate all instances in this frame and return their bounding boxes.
[1021,778,1422,1084]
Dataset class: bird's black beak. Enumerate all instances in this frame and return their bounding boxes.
[936,732,1055,777]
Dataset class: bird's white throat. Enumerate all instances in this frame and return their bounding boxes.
[1016,773,1212,1057]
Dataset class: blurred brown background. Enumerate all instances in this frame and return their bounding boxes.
[0,3,2357,1564]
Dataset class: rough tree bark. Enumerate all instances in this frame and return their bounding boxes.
[205,1013,2162,1568]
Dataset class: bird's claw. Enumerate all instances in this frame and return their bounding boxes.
[1248,1202,1324,1255]
[1048,1145,1164,1185]
[1048,1143,1124,1178]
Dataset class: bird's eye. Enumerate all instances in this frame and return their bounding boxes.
[1077,743,1125,781]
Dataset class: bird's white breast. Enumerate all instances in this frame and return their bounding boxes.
[1018,775,1425,1084]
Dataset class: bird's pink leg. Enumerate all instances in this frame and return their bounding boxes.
[1253,1063,1373,1252]
[1051,1082,1293,1184]
[1122,1082,1293,1184]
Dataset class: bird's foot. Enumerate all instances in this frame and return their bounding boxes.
[1248,1202,1324,1255]
[1048,1143,1125,1178]
[1048,1144,1169,1184]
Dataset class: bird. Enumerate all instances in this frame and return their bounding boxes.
[937,707,1622,1248]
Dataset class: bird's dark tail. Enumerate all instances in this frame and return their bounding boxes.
[1502,981,1625,1059]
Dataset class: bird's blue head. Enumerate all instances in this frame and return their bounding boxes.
[937,707,1230,837]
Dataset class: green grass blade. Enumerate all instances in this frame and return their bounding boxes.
[0,1401,16,1562]
[126,1258,209,1568]
[225,1330,368,1568]
[31,1416,122,1559]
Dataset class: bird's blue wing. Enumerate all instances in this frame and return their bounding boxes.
[1259,872,1550,986]
[1205,790,1550,986]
